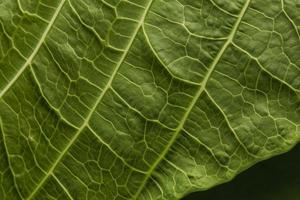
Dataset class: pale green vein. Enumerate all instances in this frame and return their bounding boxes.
[182,127,233,170]
[26,0,155,199]
[281,0,300,41]
[0,118,22,199]
[231,41,300,93]
[142,24,202,86]
[0,0,66,99]
[208,0,238,17]
[87,125,147,174]
[110,87,175,131]
[132,0,252,198]
[204,89,261,158]
[52,174,74,200]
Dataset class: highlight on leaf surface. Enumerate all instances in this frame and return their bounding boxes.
[0,0,299,199]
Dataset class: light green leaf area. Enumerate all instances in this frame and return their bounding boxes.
[0,0,299,199]
[183,144,300,200]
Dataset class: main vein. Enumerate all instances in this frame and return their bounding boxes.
[26,0,154,199]
[132,0,252,198]
[0,0,66,99]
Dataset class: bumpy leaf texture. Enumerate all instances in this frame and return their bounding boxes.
[0,0,299,199]
[184,143,300,200]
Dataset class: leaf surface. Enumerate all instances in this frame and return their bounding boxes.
[0,0,299,199]
[183,144,300,200]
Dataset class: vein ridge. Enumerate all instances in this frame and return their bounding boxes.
[26,0,155,199]
[0,0,66,99]
[132,0,252,198]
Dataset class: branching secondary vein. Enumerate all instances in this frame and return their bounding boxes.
[0,0,66,99]
[132,0,252,198]
[26,0,155,199]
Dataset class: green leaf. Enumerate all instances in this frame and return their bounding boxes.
[0,0,299,199]
[183,144,300,200]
